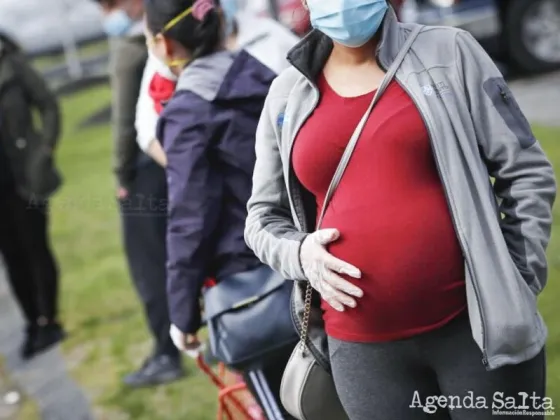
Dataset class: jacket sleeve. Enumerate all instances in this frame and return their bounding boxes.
[108,37,146,188]
[12,54,60,150]
[455,31,556,294]
[244,84,308,281]
[159,103,222,334]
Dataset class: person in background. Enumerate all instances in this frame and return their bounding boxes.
[143,0,295,418]
[221,0,299,73]
[245,0,555,419]
[94,0,184,387]
[135,52,174,167]
[135,0,299,167]
[0,33,63,359]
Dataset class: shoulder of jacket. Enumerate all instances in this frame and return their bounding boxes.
[413,24,470,49]
[401,23,475,65]
[161,91,212,124]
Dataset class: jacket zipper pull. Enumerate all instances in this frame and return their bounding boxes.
[499,87,509,102]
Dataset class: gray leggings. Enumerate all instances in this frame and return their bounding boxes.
[328,313,546,420]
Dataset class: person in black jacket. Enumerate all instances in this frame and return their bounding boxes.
[0,33,64,360]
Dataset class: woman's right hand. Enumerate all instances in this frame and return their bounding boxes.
[300,228,363,312]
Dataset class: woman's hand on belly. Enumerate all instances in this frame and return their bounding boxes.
[300,228,364,312]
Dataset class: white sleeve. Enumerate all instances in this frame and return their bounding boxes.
[135,56,159,152]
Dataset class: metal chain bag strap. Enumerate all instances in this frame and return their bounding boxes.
[280,26,423,420]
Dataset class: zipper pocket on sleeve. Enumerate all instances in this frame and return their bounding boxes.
[482,78,536,149]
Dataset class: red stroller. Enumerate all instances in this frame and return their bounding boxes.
[196,354,263,420]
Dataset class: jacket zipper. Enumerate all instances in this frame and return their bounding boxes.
[287,89,321,338]
[394,77,490,368]
[287,89,321,236]
[287,87,334,370]
[499,86,509,102]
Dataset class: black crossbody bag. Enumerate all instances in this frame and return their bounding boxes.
[204,264,299,370]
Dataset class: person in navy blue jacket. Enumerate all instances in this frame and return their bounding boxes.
[144,0,296,417]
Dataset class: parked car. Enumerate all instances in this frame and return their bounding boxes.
[0,0,104,56]
[412,0,560,73]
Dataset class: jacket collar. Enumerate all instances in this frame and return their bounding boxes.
[176,50,236,101]
[286,6,402,81]
[175,50,275,102]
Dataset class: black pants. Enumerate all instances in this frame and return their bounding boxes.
[119,161,178,359]
[329,312,547,420]
[242,347,297,420]
[0,191,59,324]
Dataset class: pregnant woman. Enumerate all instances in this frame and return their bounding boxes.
[245,1,556,419]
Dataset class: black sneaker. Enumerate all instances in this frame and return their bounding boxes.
[21,323,66,360]
[123,355,184,388]
[20,325,37,360]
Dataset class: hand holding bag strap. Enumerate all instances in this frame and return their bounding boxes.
[300,25,423,348]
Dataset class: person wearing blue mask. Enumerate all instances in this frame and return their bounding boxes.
[94,0,184,388]
[97,0,145,37]
[221,0,299,74]
[245,0,555,419]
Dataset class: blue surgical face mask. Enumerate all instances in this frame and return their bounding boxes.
[307,0,388,48]
[103,9,134,37]
[221,0,238,37]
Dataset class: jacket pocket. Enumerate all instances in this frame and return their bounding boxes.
[483,78,536,149]
[25,145,62,198]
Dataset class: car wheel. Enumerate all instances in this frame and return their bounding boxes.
[504,0,560,73]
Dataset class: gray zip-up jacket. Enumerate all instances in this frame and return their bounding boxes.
[244,7,556,371]
[108,33,147,189]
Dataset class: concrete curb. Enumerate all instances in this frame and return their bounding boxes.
[0,263,93,420]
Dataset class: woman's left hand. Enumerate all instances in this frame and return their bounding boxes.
[170,325,205,358]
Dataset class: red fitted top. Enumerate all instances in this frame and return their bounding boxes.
[292,75,467,342]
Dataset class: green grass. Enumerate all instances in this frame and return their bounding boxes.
[47,88,560,418]
[31,40,109,72]
[51,87,217,420]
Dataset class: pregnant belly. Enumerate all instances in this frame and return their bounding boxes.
[320,197,467,341]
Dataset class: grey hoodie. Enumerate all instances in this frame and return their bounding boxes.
[244,7,556,371]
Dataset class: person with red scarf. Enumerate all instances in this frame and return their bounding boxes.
[135,0,299,166]
[135,55,175,166]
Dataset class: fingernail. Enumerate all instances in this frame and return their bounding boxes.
[336,305,344,312]
[354,288,364,298]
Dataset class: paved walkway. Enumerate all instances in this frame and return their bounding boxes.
[0,262,93,420]
[510,71,560,127]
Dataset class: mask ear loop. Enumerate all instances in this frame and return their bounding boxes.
[167,58,189,68]
[156,5,196,70]
[156,0,216,70]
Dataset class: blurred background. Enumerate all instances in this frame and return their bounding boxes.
[0,0,558,419]
[0,0,558,89]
